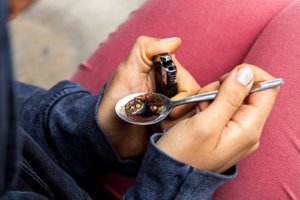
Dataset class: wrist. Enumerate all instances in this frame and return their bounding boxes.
[98,105,149,159]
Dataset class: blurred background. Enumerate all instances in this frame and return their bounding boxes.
[9,0,145,88]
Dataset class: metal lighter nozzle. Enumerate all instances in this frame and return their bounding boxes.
[153,53,178,97]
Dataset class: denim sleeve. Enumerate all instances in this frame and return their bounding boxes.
[124,133,237,200]
[20,81,139,182]
[21,80,236,198]
[0,191,48,200]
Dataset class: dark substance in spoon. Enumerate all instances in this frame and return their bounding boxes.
[124,93,165,122]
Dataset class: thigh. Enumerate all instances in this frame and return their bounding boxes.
[213,1,300,199]
[70,0,294,94]
[70,0,298,199]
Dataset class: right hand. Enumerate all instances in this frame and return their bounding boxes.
[157,64,281,173]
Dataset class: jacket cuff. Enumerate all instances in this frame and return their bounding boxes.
[95,84,140,176]
[20,80,139,179]
[126,133,237,199]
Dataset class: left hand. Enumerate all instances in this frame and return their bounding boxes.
[98,36,200,159]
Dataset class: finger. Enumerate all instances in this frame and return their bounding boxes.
[219,73,229,84]
[215,65,280,162]
[215,105,266,168]
[168,56,201,119]
[198,64,255,131]
[214,142,259,173]
[230,65,279,139]
[219,64,280,134]
[196,81,220,111]
[215,137,260,174]
[160,108,196,130]
[127,36,182,73]
[217,118,260,158]
[245,65,280,121]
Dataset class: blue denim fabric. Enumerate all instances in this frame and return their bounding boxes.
[0,0,21,196]
[12,81,236,199]
[125,134,237,200]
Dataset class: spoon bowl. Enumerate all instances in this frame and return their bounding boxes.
[115,92,171,125]
[115,78,284,125]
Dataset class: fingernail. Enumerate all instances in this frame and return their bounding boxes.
[235,66,254,85]
[160,37,178,43]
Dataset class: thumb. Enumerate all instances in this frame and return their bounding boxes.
[202,64,255,129]
[126,36,182,72]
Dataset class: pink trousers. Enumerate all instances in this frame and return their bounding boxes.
[71,0,300,199]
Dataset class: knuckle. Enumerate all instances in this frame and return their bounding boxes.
[227,120,245,135]
[244,129,260,147]
[228,120,260,146]
[197,125,213,135]
[248,134,260,146]
[253,142,260,151]
[247,142,260,156]
[135,36,148,46]
[188,118,216,136]
[192,85,201,94]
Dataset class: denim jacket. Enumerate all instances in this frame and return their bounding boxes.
[0,0,236,199]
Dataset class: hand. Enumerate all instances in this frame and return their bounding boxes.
[157,64,281,173]
[98,36,200,158]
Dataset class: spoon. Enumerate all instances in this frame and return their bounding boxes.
[115,78,284,125]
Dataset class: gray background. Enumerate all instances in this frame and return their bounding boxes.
[10,0,145,88]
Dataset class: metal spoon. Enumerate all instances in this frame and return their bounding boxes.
[115,78,284,125]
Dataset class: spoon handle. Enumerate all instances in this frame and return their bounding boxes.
[172,78,284,107]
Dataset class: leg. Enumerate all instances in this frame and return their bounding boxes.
[70,0,297,198]
[70,0,294,94]
[213,1,300,199]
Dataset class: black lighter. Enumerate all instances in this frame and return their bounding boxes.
[152,53,178,98]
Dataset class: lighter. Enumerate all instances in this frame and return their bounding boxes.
[153,53,178,98]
